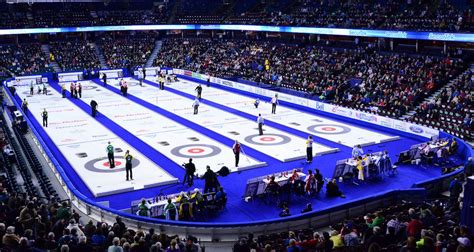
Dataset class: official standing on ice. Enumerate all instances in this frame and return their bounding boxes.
[233,140,241,167]
[106,141,115,168]
[306,135,313,163]
[41,109,48,127]
[125,150,133,180]
[21,98,28,113]
[257,114,264,135]
[271,94,278,114]
[192,98,200,115]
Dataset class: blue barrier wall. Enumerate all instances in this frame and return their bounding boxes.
[2,73,473,228]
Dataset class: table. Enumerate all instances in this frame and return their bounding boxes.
[408,139,449,160]
[262,172,306,185]
[333,152,384,179]
[244,169,305,198]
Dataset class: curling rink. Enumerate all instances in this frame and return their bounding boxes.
[7,75,467,223]
[154,77,399,147]
[66,80,266,174]
[14,84,178,197]
[101,78,339,162]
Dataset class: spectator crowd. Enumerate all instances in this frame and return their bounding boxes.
[0,44,52,76]
[233,186,471,252]
[50,41,101,72]
[0,0,471,32]
[155,38,467,118]
[224,0,472,32]
[0,192,203,251]
[101,35,155,70]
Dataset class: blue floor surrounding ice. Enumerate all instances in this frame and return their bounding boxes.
[10,78,465,224]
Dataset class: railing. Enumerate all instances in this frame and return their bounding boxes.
[2,74,472,241]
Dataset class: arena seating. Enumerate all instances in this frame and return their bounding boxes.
[233,197,472,251]
[50,41,101,72]
[0,44,53,77]
[225,0,472,32]
[409,70,474,141]
[13,122,58,199]
[0,1,470,32]
[0,112,39,198]
[100,34,155,70]
[0,2,471,250]
[0,191,203,251]
[31,3,95,27]
[155,38,468,119]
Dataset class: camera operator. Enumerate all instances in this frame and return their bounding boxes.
[182,158,196,187]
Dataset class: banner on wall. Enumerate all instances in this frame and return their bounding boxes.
[176,70,439,139]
